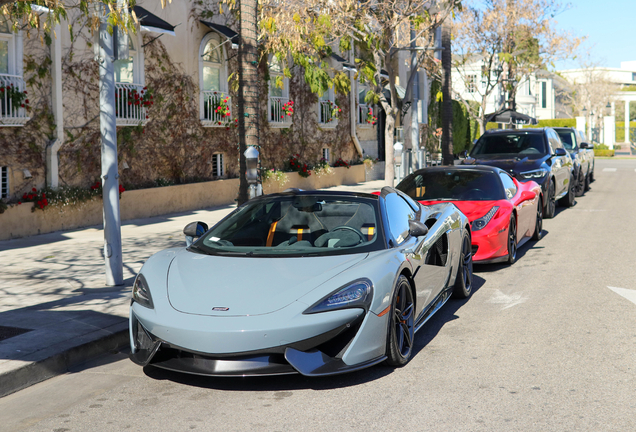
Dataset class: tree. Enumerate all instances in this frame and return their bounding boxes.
[259,0,460,185]
[452,0,581,135]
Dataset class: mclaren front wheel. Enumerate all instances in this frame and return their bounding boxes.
[385,275,415,367]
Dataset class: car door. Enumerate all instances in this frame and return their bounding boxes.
[500,172,532,239]
[548,130,569,196]
[383,191,447,316]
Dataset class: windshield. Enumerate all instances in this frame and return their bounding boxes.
[396,170,506,201]
[471,132,546,159]
[556,130,576,150]
[193,195,383,257]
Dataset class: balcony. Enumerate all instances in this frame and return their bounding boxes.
[0,74,30,127]
[115,83,148,126]
[201,91,233,128]
[268,96,293,127]
[318,100,338,127]
[358,103,373,127]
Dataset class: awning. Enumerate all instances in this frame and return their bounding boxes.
[134,6,176,36]
[485,108,538,125]
[330,53,356,71]
[200,21,239,49]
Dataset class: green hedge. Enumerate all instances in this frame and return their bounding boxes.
[594,149,615,157]
[615,121,636,142]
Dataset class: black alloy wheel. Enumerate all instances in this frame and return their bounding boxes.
[574,169,585,197]
[386,275,415,367]
[584,169,591,191]
[507,214,517,265]
[559,175,576,208]
[589,167,595,183]
[453,232,473,299]
[532,196,543,241]
[544,180,556,219]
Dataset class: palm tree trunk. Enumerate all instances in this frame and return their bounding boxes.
[441,22,453,166]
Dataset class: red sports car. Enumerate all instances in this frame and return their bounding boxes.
[395,166,543,264]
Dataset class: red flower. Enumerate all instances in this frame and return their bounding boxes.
[22,193,27,199]
[18,201,21,205]
[42,193,46,198]
[23,90,27,94]
[119,185,125,193]
[21,104,25,108]
[32,188,36,192]
[43,199,48,206]
[25,99,29,104]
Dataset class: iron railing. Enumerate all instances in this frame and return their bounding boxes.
[319,100,337,125]
[268,96,292,126]
[0,74,29,126]
[115,83,148,126]
[202,91,232,127]
[358,103,371,125]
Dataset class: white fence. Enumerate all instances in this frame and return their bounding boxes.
[115,83,148,126]
[202,91,232,127]
[0,74,29,126]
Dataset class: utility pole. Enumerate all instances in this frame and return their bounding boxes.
[441,21,453,166]
[237,0,260,205]
[97,5,123,286]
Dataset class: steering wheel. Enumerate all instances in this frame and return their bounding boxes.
[464,188,487,200]
[331,225,366,243]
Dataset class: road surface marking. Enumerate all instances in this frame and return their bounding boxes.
[603,168,617,172]
[608,286,636,306]
[487,290,528,310]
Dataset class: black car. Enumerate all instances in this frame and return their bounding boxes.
[461,128,574,218]
[553,127,595,196]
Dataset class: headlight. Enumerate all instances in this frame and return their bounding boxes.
[304,279,373,314]
[132,273,154,309]
[471,206,499,231]
[519,168,548,179]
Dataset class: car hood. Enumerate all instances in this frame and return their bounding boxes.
[166,249,368,317]
[464,155,544,174]
[419,200,501,222]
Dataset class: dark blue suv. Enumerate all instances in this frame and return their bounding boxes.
[461,128,574,218]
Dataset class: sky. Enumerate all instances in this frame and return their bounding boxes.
[553,0,636,70]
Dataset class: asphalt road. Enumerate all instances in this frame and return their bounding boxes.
[1,158,635,432]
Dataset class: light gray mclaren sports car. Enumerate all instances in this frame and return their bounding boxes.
[130,187,473,377]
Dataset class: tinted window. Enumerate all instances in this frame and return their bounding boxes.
[195,195,382,257]
[499,172,517,199]
[384,193,415,245]
[471,133,547,158]
[549,130,563,150]
[397,170,506,201]
[556,130,576,150]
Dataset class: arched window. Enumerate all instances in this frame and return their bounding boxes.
[199,33,230,127]
[0,18,27,125]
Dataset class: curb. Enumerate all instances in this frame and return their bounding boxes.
[0,326,129,399]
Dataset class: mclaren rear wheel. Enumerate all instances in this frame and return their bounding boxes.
[559,175,576,207]
[507,214,517,265]
[386,275,415,367]
[453,232,473,299]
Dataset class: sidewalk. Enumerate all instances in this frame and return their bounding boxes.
[0,180,385,398]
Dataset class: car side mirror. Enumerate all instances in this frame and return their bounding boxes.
[520,190,536,202]
[184,221,209,247]
[408,219,429,238]
[554,148,567,156]
[580,142,591,149]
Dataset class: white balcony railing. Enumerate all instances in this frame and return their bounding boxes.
[358,103,372,126]
[115,83,148,126]
[0,74,29,126]
[268,96,293,127]
[319,100,338,126]
[201,91,232,127]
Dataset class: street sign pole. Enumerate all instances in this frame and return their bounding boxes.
[98,11,123,286]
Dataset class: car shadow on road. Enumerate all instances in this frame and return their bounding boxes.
[141,274,487,391]
[472,230,549,273]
